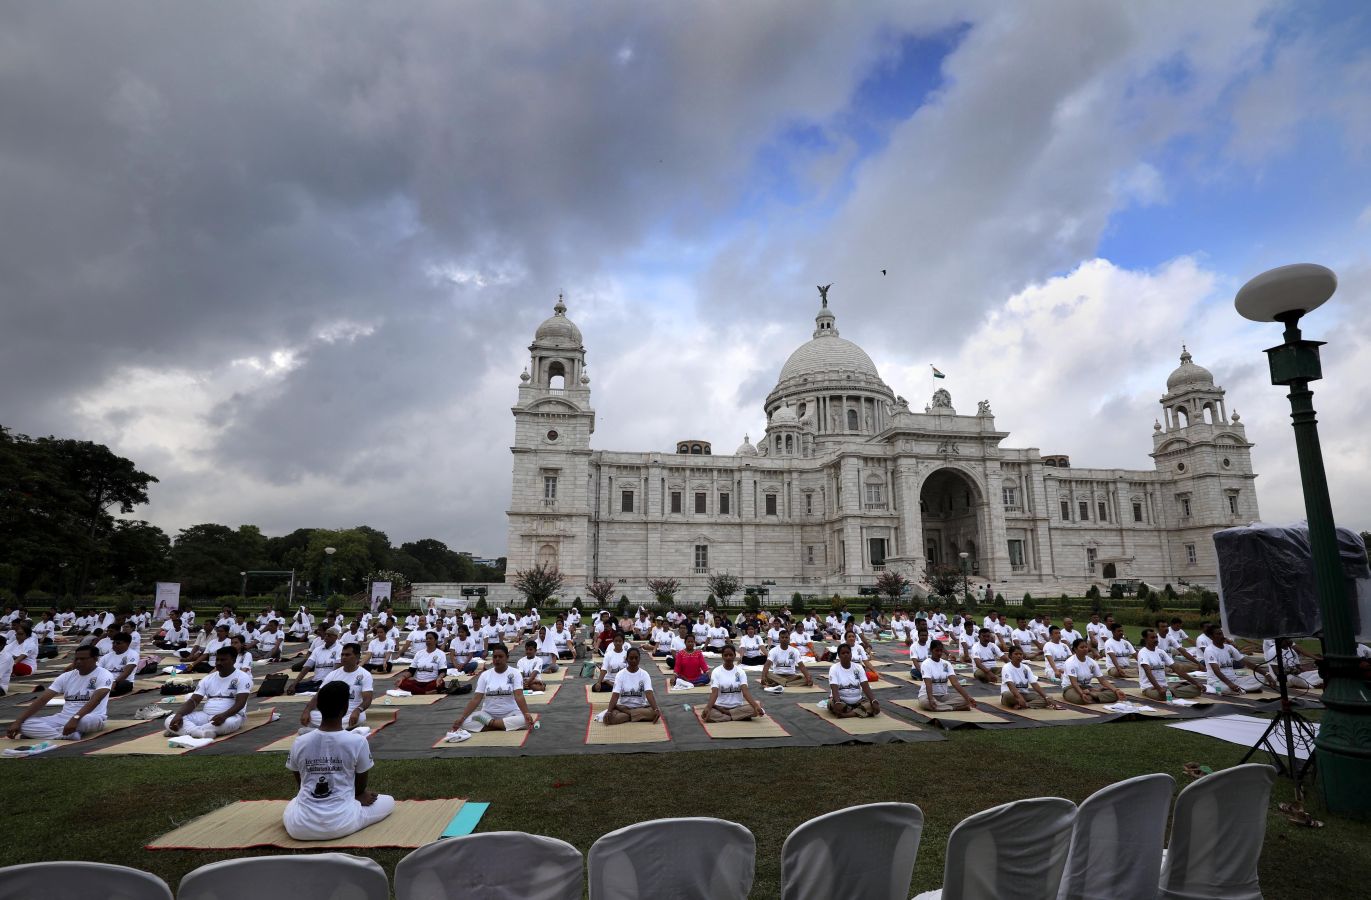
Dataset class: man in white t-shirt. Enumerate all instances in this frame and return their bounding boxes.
[1061,639,1120,705]
[761,632,813,688]
[98,632,140,696]
[6,644,112,740]
[918,640,977,712]
[1084,614,1107,649]
[1137,629,1203,700]
[1102,625,1137,678]
[165,647,252,739]
[1156,618,1202,672]
[970,630,1006,683]
[1010,616,1042,660]
[1040,626,1074,683]
[1059,617,1083,647]
[300,643,373,731]
[1204,631,1262,695]
[256,620,285,662]
[291,630,343,694]
[284,681,395,841]
[702,645,764,722]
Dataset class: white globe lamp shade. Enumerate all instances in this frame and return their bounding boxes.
[1235,263,1336,322]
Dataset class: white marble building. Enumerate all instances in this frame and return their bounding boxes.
[504,293,1259,600]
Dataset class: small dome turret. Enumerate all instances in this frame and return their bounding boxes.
[534,295,583,347]
[1167,346,1214,391]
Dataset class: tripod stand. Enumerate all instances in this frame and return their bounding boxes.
[1241,647,1318,797]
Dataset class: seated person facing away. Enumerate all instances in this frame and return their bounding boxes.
[1137,628,1203,700]
[603,647,661,725]
[450,644,532,740]
[827,642,881,718]
[701,645,764,722]
[164,647,252,739]
[516,639,548,691]
[1000,647,1060,711]
[1204,630,1263,695]
[670,634,710,687]
[283,680,395,841]
[761,631,814,688]
[98,631,140,696]
[6,644,112,741]
[300,642,373,732]
[395,632,447,696]
[1061,639,1120,705]
[918,640,978,712]
[1103,624,1138,678]
[970,629,1006,683]
[593,632,633,692]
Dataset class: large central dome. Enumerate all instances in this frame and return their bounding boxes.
[779,334,881,381]
[764,296,894,420]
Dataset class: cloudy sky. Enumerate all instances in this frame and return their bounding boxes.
[4,1,1371,553]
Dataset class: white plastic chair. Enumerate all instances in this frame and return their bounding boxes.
[0,861,172,900]
[1159,763,1276,900]
[780,801,924,900]
[178,852,388,900]
[587,816,755,900]
[913,797,1077,900]
[1057,773,1175,900]
[395,832,583,900]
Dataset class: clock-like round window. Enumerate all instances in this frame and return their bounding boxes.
[546,429,559,442]
[1176,462,1186,472]
[1222,457,1231,468]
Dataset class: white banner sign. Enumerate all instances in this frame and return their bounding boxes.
[369,581,392,614]
[154,582,181,620]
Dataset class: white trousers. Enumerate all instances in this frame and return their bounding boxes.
[1209,672,1263,694]
[22,712,106,741]
[462,711,526,732]
[166,711,245,737]
[283,794,396,841]
[0,653,15,691]
[305,709,367,728]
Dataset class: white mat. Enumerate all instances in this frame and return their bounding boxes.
[1166,713,1317,760]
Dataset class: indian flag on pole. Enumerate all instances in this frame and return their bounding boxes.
[930,365,946,379]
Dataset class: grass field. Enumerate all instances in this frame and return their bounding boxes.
[1,715,1366,898]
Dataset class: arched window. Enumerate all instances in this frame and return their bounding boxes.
[847,409,859,431]
[536,544,558,569]
[547,360,566,391]
[1202,404,1215,425]
[1175,406,1189,427]
[784,435,793,453]
[691,444,703,455]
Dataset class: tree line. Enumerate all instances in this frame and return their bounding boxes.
[0,427,503,604]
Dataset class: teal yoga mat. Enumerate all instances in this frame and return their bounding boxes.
[441,801,490,837]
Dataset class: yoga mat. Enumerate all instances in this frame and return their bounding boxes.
[1120,688,1214,708]
[271,692,445,706]
[256,709,400,752]
[693,709,790,740]
[664,681,711,695]
[1167,713,1317,760]
[1220,688,1284,702]
[147,798,467,850]
[995,704,1099,723]
[758,681,825,694]
[0,719,144,754]
[88,707,278,755]
[520,685,561,706]
[431,715,539,749]
[798,703,923,735]
[440,801,490,837]
[584,686,614,705]
[585,711,672,745]
[889,699,1011,726]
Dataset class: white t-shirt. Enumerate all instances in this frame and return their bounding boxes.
[1011,628,1038,655]
[477,667,524,719]
[195,670,251,715]
[1000,661,1039,695]
[549,628,572,652]
[706,626,729,649]
[919,658,954,700]
[286,729,373,828]
[1062,655,1103,688]
[516,655,543,680]
[1060,628,1083,646]
[1204,643,1244,690]
[1137,647,1174,691]
[829,661,867,705]
[1159,631,1186,655]
[611,667,653,709]
[1195,634,1214,656]
[601,645,630,679]
[1104,638,1136,667]
[366,637,394,660]
[322,666,373,712]
[410,648,447,683]
[307,643,342,679]
[908,637,932,663]
[1086,622,1107,643]
[449,637,480,664]
[971,642,1004,670]
[1042,641,1072,677]
[33,620,55,641]
[710,665,748,709]
[767,645,801,675]
[4,635,38,667]
[50,667,114,719]
[738,634,763,657]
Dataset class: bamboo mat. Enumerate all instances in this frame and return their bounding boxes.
[585,711,671,745]
[0,719,144,754]
[256,709,400,752]
[147,798,467,849]
[431,715,538,749]
[798,703,923,735]
[889,699,1012,726]
[694,709,790,740]
[87,708,278,755]
[994,704,1099,723]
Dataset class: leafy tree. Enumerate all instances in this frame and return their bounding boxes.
[706,573,741,605]
[792,593,806,614]
[1162,583,1178,601]
[874,569,909,604]
[1199,589,1219,617]
[1023,593,1036,612]
[512,562,563,606]
[923,564,962,598]
[1109,582,1124,599]
[586,579,616,607]
[170,523,271,597]
[1143,590,1162,614]
[100,520,170,593]
[646,578,680,605]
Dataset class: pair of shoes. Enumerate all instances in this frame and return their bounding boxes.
[764,685,785,694]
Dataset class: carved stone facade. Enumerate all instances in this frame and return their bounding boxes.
[505,299,1259,599]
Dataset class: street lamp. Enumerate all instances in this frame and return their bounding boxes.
[958,551,970,601]
[322,547,337,600]
[239,571,247,603]
[1235,262,1371,815]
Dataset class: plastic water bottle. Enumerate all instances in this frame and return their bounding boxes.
[1165,687,1174,704]
[682,703,692,712]
[533,720,541,730]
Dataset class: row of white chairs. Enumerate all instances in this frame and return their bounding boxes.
[0,763,1276,900]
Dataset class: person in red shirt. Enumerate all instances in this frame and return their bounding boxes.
[672,634,710,686]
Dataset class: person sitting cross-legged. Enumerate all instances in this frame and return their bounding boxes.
[827,642,881,718]
[164,646,252,740]
[999,646,1060,711]
[97,631,140,696]
[515,639,548,691]
[1103,624,1139,678]
[670,633,710,688]
[970,628,1006,683]
[449,643,533,741]
[1261,637,1323,690]
[917,640,978,712]
[395,631,446,695]
[603,647,662,725]
[1204,629,1264,695]
[299,642,373,733]
[760,630,813,690]
[1136,628,1203,700]
[593,632,633,692]
[6,644,112,741]
[283,680,395,841]
[1061,638,1120,705]
[701,645,764,723]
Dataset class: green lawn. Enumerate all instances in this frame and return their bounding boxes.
[1,718,1364,898]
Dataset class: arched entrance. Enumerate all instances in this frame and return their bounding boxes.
[920,468,984,577]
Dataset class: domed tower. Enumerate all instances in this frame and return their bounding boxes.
[764,288,895,449]
[506,296,596,584]
[1151,347,1258,573]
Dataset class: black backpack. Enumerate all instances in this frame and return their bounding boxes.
[257,672,289,697]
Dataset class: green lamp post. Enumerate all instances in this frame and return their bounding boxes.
[322,546,336,600]
[1235,263,1371,815]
